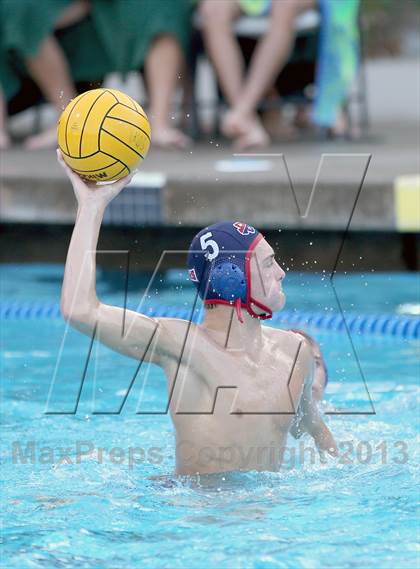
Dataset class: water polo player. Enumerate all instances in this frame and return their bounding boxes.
[59,151,337,474]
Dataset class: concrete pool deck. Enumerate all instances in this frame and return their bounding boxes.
[1,122,419,231]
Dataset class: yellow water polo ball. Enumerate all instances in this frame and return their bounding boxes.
[57,88,151,182]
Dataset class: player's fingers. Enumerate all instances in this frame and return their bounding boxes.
[56,149,74,177]
[113,171,135,192]
[56,148,66,166]
[57,148,84,185]
[328,446,339,457]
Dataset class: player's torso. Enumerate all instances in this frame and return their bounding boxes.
[163,328,304,474]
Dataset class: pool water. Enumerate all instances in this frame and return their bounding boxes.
[1,265,419,568]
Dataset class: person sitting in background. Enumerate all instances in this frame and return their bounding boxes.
[199,0,316,150]
[90,0,193,149]
[0,0,90,150]
[1,0,193,151]
[199,0,360,149]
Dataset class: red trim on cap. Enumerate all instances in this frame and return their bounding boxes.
[204,298,246,308]
[245,233,273,320]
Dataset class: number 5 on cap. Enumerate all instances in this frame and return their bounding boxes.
[200,232,219,261]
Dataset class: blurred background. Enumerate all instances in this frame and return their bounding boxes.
[0,0,419,274]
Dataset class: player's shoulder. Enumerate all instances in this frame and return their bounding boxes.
[156,316,198,341]
[265,326,312,363]
[264,325,308,345]
[153,317,197,357]
[157,316,192,328]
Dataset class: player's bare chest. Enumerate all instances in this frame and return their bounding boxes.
[198,346,294,410]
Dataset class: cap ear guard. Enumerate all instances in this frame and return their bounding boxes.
[208,262,246,303]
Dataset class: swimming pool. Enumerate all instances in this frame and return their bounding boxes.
[1,265,419,568]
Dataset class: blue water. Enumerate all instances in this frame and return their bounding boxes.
[1,265,419,568]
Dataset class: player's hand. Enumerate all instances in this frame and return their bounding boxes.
[56,149,135,208]
[310,419,338,458]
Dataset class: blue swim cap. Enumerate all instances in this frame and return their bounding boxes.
[187,221,272,320]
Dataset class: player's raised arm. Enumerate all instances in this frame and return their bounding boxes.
[58,150,184,367]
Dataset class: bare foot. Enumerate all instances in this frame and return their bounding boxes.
[151,122,191,150]
[0,129,11,150]
[222,110,270,151]
[262,108,298,141]
[221,109,244,139]
[222,110,270,150]
[24,125,58,150]
[221,108,262,139]
[233,122,270,150]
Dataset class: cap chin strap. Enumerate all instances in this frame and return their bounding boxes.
[203,297,271,323]
[245,299,272,321]
[243,233,273,322]
[235,298,244,323]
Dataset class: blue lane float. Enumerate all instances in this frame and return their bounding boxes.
[1,301,419,339]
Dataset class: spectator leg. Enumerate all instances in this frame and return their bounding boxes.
[25,35,76,113]
[225,0,315,149]
[55,0,90,29]
[239,0,316,114]
[199,0,243,107]
[23,35,77,150]
[145,34,191,149]
[22,1,89,150]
